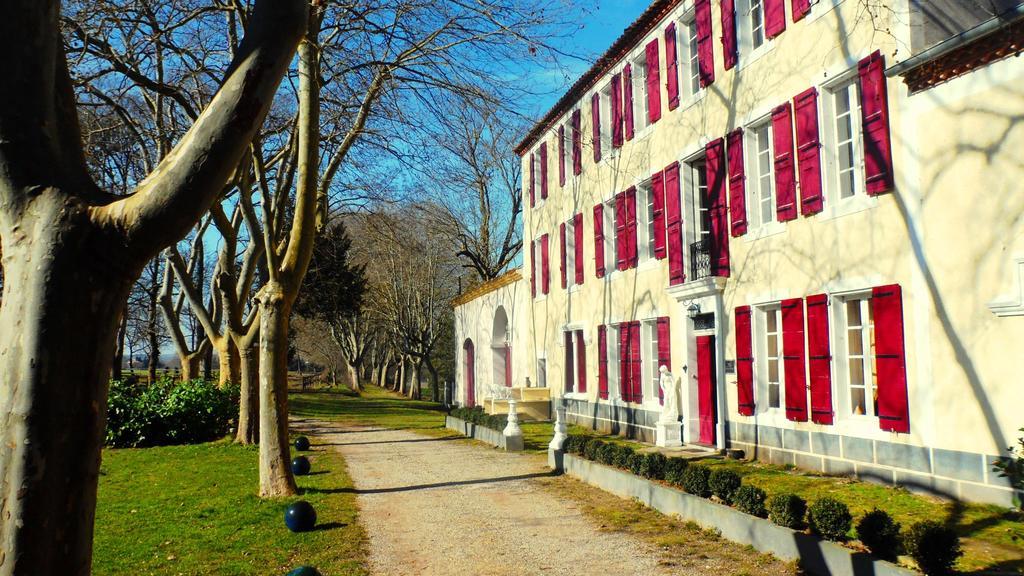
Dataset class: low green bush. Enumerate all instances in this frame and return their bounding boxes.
[768,493,806,529]
[449,406,507,430]
[638,452,667,480]
[106,378,237,448]
[734,484,768,518]
[663,457,689,486]
[904,521,962,575]
[627,452,645,476]
[681,464,712,497]
[856,509,902,561]
[583,438,606,461]
[613,445,636,469]
[597,442,619,466]
[709,469,742,504]
[808,497,853,541]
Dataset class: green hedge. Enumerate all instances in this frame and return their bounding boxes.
[106,378,238,448]
[449,406,507,430]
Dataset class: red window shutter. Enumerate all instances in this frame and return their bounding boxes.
[598,325,609,399]
[564,331,574,393]
[765,0,786,38]
[706,138,730,277]
[571,109,582,176]
[665,162,686,285]
[611,73,624,148]
[576,330,587,393]
[735,306,755,416]
[771,102,798,222]
[721,0,738,70]
[872,284,909,433]
[726,129,747,237]
[781,298,808,422]
[657,317,671,405]
[591,92,602,163]
[792,0,811,22]
[539,142,548,200]
[615,192,627,271]
[619,324,630,401]
[529,152,535,207]
[558,126,566,187]
[625,185,638,268]
[664,24,680,110]
[695,0,715,87]
[630,322,642,403]
[530,240,536,297]
[645,39,662,125]
[559,221,567,289]
[806,293,833,425]
[859,51,894,195]
[593,203,605,279]
[651,170,666,259]
[623,63,635,140]
[574,212,584,285]
[794,87,823,215]
[541,234,550,294]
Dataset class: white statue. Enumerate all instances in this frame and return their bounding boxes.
[658,365,679,424]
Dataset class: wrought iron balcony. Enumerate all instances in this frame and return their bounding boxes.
[689,239,712,281]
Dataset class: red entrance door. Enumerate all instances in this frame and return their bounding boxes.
[464,340,476,406]
[697,335,717,446]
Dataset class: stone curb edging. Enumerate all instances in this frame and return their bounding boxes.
[549,449,917,576]
[445,415,524,451]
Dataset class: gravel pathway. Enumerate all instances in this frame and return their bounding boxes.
[296,420,679,576]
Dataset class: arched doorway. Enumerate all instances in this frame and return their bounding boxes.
[463,339,476,407]
[492,307,511,388]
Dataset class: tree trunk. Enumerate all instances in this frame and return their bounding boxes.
[216,338,240,388]
[236,342,259,445]
[0,211,136,575]
[398,358,407,395]
[256,284,297,497]
[112,308,127,381]
[179,351,203,382]
[347,361,361,392]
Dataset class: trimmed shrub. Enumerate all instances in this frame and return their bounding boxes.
[664,457,690,486]
[856,509,902,561]
[768,493,806,529]
[808,497,853,541]
[627,452,646,476]
[681,464,712,497]
[583,438,605,461]
[639,452,668,480]
[734,484,768,518]
[106,378,237,448]
[904,521,962,575]
[709,469,742,504]
[613,445,636,470]
[448,405,505,430]
[597,442,619,466]
[561,434,583,454]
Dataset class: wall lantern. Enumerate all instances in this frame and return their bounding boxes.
[687,303,701,319]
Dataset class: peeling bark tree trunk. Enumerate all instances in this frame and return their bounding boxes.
[112,308,127,381]
[347,361,361,392]
[256,285,297,496]
[236,340,260,445]
[216,338,240,387]
[179,350,204,382]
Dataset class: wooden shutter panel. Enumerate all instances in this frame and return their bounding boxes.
[872,284,909,433]
[571,109,582,176]
[598,325,609,399]
[540,142,548,200]
[529,152,535,207]
[695,0,715,87]
[726,129,747,237]
[806,293,834,425]
[630,322,643,403]
[665,162,686,285]
[706,138,730,277]
[576,330,587,393]
[541,234,550,294]
[721,0,738,70]
[623,63,635,140]
[765,0,786,38]
[794,87,823,215]
[564,331,574,393]
[735,306,755,416]
[574,213,584,285]
[859,51,894,195]
[591,92,602,163]
[530,240,536,297]
[559,221,567,289]
[651,170,666,259]
[792,0,811,21]
[781,298,808,422]
[645,39,662,124]
[657,317,671,405]
[619,324,630,401]
[772,102,798,221]
[593,203,605,279]
[611,73,624,148]
[558,125,566,187]
[625,185,638,268]
[665,23,680,110]
[615,192,627,271]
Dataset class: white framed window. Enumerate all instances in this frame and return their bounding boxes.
[737,0,773,65]
[824,79,865,202]
[566,217,578,288]
[637,180,655,262]
[689,159,710,243]
[607,324,620,399]
[748,121,775,228]
[537,357,547,388]
[641,319,660,403]
[532,236,545,298]
[603,198,618,273]
[835,294,877,418]
[599,84,613,154]
[564,329,586,394]
[749,0,765,50]
[681,15,701,99]
[562,119,573,181]
[632,53,649,132]
[759,305,783,411]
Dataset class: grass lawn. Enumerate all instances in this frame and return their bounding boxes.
[94,440,367,576]
[291,385,449,433]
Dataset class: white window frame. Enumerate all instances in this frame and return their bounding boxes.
[679,13,702,102]
[532,236,546,300]
[820,73,878,219]
[754,304,784,415]
[736,0,775,69]
[537,356,547,388]
[561,118,573,185]
[603,197,618,276]
[637,179,655,263]
[566,216,578,289]
[688,158,710,246]
[631,51,650,133]
[641,318,660,407]
[746,119,780,231]
[531,150,544,206]
[607,324,621,400]
[833,291,878,422]
[599,83,613,157]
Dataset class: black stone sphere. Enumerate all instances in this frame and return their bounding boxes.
[291,455,311,476]
[285,500,317,532]
[293,436,311,451]
[286,567,321,576]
